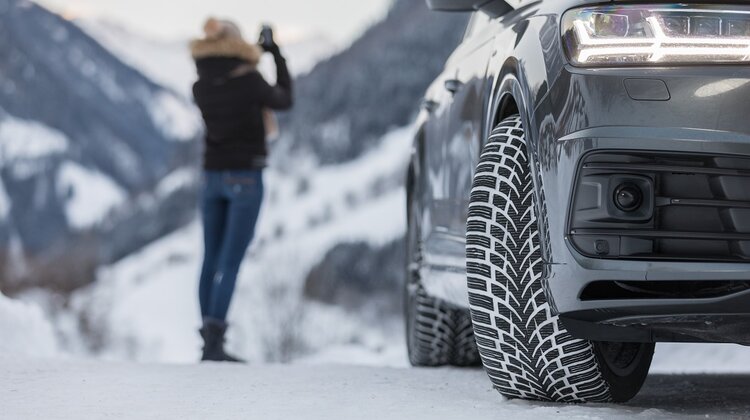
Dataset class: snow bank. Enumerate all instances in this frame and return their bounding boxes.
[0,292,58,358]
[56,161,127,230]
[73,222,204,363]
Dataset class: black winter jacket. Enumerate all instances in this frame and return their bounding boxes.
[193,52,293,170]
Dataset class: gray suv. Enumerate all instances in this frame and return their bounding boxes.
[405,0,750,403]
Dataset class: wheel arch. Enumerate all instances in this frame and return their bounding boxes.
[484,59,533,150]
[407,124,428,236]
[483,59,558,310]
[407,125,427,207]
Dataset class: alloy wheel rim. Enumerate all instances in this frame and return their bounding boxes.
[597,341,645,377]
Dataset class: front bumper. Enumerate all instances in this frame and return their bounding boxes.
[538,65,750,344]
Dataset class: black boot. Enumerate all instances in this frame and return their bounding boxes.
[199,318,244,363]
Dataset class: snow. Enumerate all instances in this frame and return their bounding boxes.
[56,161,127,230]
[651,343,750,374]
[0,115,68,161]
[4,120,750,416]
[70,222,204,362]
[0,292,58,358]
[73,20,202,141]
[147,91,201,141]
[0,10,745,419]
[4,359,750,419]
[42,125,412,365]
[155,167,198,198]
[255,125,411,248]
[0,115,70,179]
[14,120,750,374]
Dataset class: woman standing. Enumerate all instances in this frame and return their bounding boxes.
[191,18,293,362]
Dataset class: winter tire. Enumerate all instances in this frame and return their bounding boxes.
[465,115,654,402]
[406,175,481,367]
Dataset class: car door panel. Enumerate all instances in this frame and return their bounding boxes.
[443,14,496,242]
[419,74,453,249]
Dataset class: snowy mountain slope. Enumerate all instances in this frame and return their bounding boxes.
[0,0,462,296]
[0,0,466,361]
[0,116,69,162]
[53,126,413,364]
[0,0,202,294]
[275,0,470,165]
[5,358,750,420]
[78,18,338,98]
[74,19,197,98]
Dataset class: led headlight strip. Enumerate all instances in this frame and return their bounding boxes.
[563,5,750,66]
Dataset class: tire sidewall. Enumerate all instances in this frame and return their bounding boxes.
[467,116,610,402]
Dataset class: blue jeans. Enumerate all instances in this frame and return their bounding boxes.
[199,170,264,321]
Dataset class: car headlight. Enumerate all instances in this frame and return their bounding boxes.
[562,4,750,67]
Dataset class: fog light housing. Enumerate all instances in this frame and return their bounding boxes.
[614,183,643,212]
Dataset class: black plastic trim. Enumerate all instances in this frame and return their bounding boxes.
[656,197,750,209]
[567,150,750,263]
[583,162,750,178]
[571,229,750,242]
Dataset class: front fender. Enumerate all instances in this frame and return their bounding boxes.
[486,70,560,313]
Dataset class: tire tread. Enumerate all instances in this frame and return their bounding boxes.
[408,284,481,367]
[466,116,612,402]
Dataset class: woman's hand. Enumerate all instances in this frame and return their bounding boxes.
[262,42,281,56]
[259,25,280,55]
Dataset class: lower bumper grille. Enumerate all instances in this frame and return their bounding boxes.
[569,151,750,262]
[580,280,750,301]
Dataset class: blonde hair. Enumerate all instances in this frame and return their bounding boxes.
[191,17,261,65]
[203,17,243,40]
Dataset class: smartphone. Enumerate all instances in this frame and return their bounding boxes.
[260,24,274,50]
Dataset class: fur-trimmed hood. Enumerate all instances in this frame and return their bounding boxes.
[190,37,262,66]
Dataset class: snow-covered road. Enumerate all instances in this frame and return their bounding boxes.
[3,359,750,420]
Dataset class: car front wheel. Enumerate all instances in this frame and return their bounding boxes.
[465,115,654,403]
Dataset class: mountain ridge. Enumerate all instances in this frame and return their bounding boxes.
[275,1,469,165]
[0,0,200,293]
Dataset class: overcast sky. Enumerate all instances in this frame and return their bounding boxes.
[35,0,394,46]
